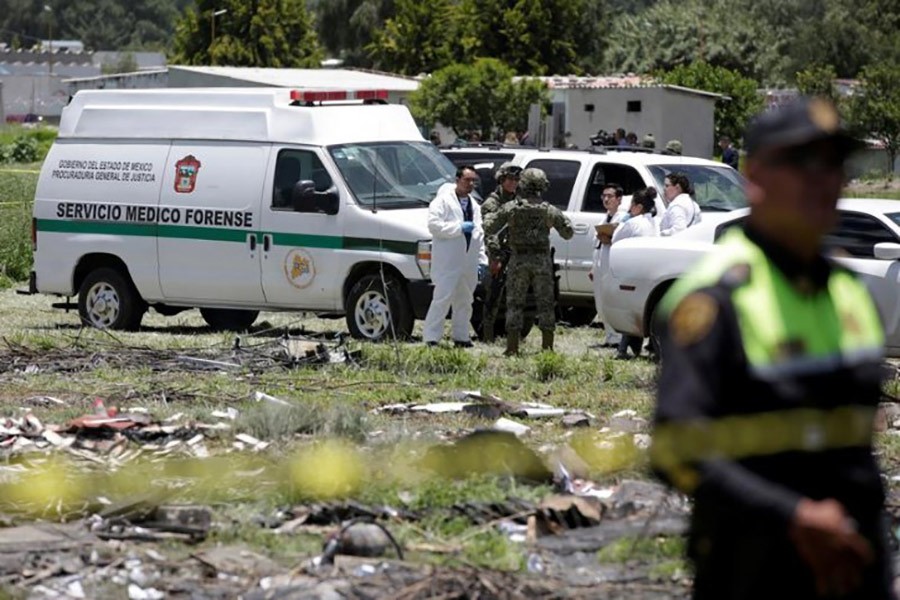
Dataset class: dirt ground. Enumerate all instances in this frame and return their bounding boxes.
[0,289,898,599]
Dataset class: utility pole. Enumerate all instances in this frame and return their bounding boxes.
[43,5,53,77]
[210,8,227,65]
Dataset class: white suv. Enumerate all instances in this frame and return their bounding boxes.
[441,145,747,324]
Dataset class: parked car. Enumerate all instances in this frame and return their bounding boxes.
[441,145,747,325]
[600,198,900,356]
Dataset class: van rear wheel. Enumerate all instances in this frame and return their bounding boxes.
[200,308,259,332]
[346,273,413,341]
[78,268,145,331]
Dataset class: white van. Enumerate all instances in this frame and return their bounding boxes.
[30,88,455,339]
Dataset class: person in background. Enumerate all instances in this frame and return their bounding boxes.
[589,184,628,347]
[481,162,522,342]
[665,139,683,155]
[423,165,485,348]
[487,168,573,355]
[719,135,740,170]
[626,132,638,146]
[660,172,700,236]
[610,187,659,359]
[504,131,519,145]
[642,133,656,149]
[651,96,891,600]
[430,130,442,146]
[615,128,628,147]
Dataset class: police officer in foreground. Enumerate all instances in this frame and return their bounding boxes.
[651,96,893,599]
[487,168,573,355]
[480,163,522,342]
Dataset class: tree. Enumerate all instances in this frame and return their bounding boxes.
[171,0,323,68]
[657,61,764,147]
[795,64,838,103]
[849,64,900,180]
[367,0,454,75]
[454,0,590,75]
[410,58,548,138]
[312,0,394,67]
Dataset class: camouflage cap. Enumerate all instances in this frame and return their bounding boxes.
[495,162,523,182]
[519,167,549,196]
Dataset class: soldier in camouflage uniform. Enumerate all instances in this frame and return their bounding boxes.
[486,168,574,355]
[480,162,522,342]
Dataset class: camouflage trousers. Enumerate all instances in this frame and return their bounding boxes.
[506,252,555,333]
[482,269,502,329]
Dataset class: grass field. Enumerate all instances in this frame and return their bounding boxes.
[1,162,899,595]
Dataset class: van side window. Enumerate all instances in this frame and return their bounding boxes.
[581,163,644,212]
[272,150,334,212]
[524,159,579,210]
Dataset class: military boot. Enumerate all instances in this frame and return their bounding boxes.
[505,331,520,356]
[542,329,554,351]
[482,321,495,344]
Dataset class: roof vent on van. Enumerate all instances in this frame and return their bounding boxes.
[289,89,389,104]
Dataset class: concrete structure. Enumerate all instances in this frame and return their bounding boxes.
[92,51,166,72]
[1,49,99,121]
[527,76,724,158]
[66,69,169,94]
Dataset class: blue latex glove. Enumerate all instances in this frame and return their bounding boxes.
[478,263,487,280]
[461,221,475,234]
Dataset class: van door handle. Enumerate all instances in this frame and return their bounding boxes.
[248,234,257,251]
[573,223,590,235]
[263,234,271,252]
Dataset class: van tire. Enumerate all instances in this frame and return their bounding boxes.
[78,268,145,331]
[200,308,259,332]
[346,273,413,341]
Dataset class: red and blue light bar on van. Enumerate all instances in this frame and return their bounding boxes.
[289,89,389,103]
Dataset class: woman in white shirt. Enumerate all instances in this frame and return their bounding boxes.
[590,184,629,346]
[611,187,659,358]
[659,172,700,236]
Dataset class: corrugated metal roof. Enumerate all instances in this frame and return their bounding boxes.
[520,75,727,99]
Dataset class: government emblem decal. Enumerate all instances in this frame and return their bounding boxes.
[174,155,202,194]
[284,249,316,289]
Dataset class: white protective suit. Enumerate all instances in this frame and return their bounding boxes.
[423,183,486,343]
[591,210,629,345]
[659,193,701,236]
[612,212,659,243]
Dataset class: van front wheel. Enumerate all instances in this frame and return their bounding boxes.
[346,273,413,341]
[78,268,145,331]
[200,308,259,332]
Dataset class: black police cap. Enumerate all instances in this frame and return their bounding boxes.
[744,96,864,157]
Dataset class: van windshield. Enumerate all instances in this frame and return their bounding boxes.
[648,165,748,211]
[329,141,456,209]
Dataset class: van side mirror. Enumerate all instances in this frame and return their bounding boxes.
[874,242,900,260]
[291,180,339,215]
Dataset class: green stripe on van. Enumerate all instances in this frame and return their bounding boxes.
[35,219,419,256]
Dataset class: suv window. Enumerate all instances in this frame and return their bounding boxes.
[647,164,747,211]
[441,152,515,199]
[524,159,579,210]
[825,211,897,258]
[273,149,334,212]
[581,163,645,212]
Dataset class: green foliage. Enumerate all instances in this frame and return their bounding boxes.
[657,61,764,146]
[361,342,487,376]
[237,400,369,442]
[171,0,323,67]
[795,65,838,103]
[312,0,394,67]
[0,0,188,52]
[369,0,603,76]
[368,0,455,75]
[849,64,900,180]
[0,170,36,286]
[410,58,549,137]
[597,535,685,563]
[533,350,567,382]
[455,0,592,75]
[100,52,138,74]
[0,128,56,165]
